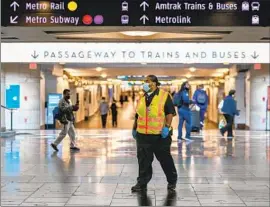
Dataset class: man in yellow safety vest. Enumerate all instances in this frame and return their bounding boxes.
[131,75,178,193]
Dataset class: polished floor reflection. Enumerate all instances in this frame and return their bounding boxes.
[1,129,270,206]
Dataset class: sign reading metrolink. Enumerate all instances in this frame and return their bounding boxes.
[1,43,269,63]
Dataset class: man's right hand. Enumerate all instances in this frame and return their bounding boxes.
[73,104,79,111]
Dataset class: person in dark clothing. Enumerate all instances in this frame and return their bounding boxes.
[132,75,177,193]
[132,92,136,103]
[193,84,208,129]
[220,90,240,138]
[173,81,194,141]
[100,97,109,128]
[110,99,118,127]
[120,95,124,107]
[51,89,80,152]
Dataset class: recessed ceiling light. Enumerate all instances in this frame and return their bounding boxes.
[96,67,103,72]
[141,62,147,65]
[101,73,107,78]
[189,67,197,72]
[120,31,158,37]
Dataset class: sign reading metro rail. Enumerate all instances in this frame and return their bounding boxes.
[1,43,269,63]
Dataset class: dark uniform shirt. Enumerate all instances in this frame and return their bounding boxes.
[135,88,176,119]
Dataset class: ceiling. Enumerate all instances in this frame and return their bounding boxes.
[1,26,270,42]
[60,63,230,79]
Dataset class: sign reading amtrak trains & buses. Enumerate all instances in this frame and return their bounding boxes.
[1,0,270,26]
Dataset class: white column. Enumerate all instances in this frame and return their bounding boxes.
[3,63,41,130]
[249,64,270,130]
[234,72,246,129]
[1,70,6,130]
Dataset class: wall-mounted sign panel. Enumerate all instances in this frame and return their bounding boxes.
[1,0,270,26]
[1,43,270,63]
[47,93,62,125]
[6,85,20,109]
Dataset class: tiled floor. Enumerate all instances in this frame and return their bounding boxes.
[1,128,269,206]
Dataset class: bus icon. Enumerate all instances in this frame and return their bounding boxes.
[251,2,260,11]
[122,1,128,11]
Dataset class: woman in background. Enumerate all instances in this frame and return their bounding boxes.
[219,90,239,139]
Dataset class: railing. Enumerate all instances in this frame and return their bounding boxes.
[1,105,16,131]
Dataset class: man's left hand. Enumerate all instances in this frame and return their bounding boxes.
[161,127,170,139]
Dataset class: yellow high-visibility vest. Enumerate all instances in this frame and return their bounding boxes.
[136,89,168,135]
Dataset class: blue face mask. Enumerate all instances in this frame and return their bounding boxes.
[143,83,150,92]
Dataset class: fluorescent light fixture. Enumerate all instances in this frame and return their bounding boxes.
[223,62,230,65]
[120,31,158,37]
[141,62,147,65]
[96,67,103,72]
[59,62,65,65]
[189,67,197,72]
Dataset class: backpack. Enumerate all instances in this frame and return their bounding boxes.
[197,91,207,104]
[173,92,183,107]
[53,107,61,120]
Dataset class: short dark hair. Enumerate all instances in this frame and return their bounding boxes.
[199,84,204,88]
[63,89,70,95]
[147,75,161,86]
[102,97,105,100]
[229,90,236,96]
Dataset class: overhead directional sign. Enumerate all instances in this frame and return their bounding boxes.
[1,0,270,26]
[1,43,269,63]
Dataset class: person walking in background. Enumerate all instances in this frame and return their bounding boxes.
[193,84,208,129]
[100,97,109,128]
[219,90,240,139]
[120,94,124,107]
[51,89,80,152]
[132,92,136,103]
[173,81,194,141]
[111,99,118,127]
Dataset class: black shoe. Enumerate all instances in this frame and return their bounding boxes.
[167,183,176,192]
[220,129,225,136]
[51,143,59,152]
[70,146,80,151]
[131,183,147,193]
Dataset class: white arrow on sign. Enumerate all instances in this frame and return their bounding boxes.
[10,16,18,24]
[140,15,149,25]
[140,1,149,11]
[10,1,20,11]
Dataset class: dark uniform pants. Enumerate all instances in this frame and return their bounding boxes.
[136,133,178,186]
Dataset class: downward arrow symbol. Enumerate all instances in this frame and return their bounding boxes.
[251,51,259,59]
[31,51,39,59]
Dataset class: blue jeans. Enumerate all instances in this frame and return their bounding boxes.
[178,108,191,139]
